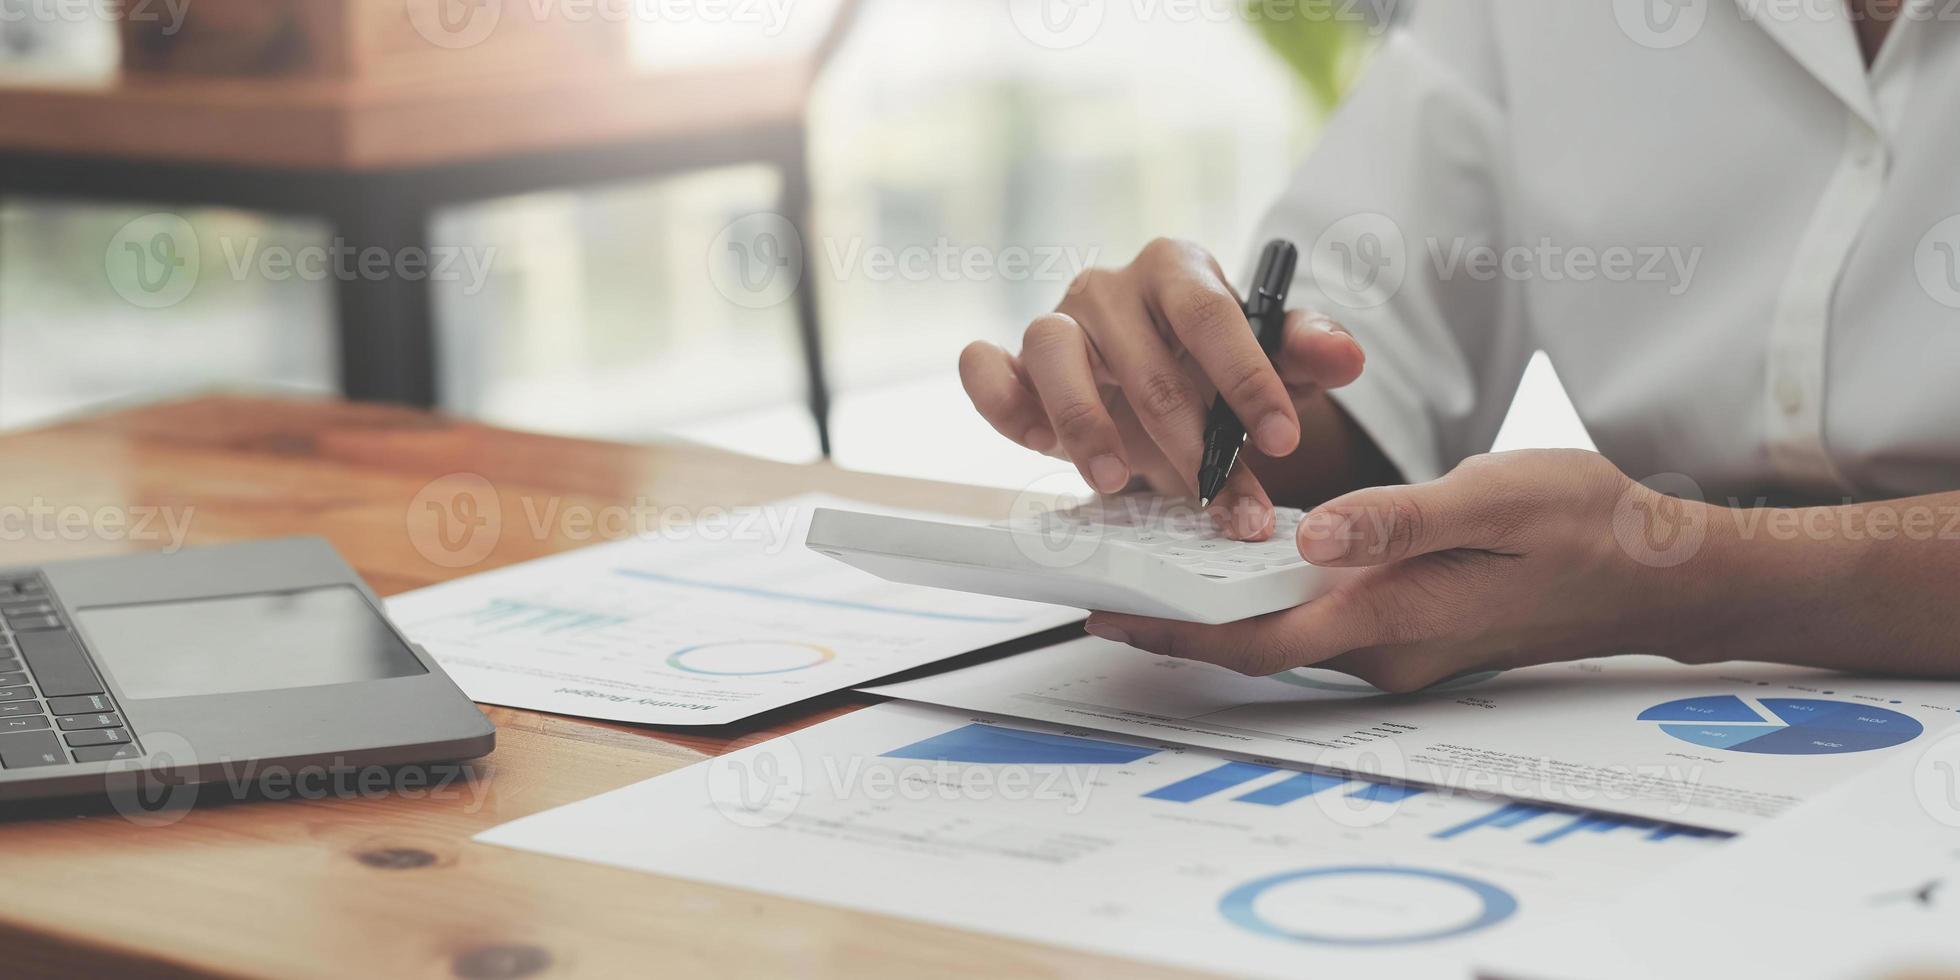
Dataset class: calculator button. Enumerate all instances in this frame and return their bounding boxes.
[0,730,66,768]
[47,694,114,715]
[56,712,122,731]
[64,728,132,747]
[72,744,141,764]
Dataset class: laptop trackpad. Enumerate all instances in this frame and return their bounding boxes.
[75,585,427,701]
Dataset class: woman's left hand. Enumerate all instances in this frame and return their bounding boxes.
[1084,450,1707,692]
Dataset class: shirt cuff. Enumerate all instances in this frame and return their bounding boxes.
[1327,369,1444,486]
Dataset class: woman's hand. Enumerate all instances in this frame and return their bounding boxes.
[1083,450,1696,691]
[959,238,1368,538]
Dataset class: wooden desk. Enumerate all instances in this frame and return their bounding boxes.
[0,395,1173,979]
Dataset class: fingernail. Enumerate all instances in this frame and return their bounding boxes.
[1085,622,1130,645]
[1298,511,1352,564]
[1254,413,1297,455]
[1088,455,1130,495]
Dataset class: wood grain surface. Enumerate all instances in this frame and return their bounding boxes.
[0,394,1184,980]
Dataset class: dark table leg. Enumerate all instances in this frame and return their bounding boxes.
[777,134,834,458]
[326,182,438,407]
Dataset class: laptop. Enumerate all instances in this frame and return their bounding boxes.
[0,538,493,803]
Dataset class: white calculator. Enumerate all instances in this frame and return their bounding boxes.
[804,496,1347,625]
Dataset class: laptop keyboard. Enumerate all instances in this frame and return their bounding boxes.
[0,574,139,769]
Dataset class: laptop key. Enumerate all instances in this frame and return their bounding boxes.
[15,630,103,697]
[0,701,41,718]
[0,716,50,733]
[0,730,66,768]
[64,728,131,747]
[0,601,53,617]
[72,744,140,763]
[0,686,35,702]
[6,615,62,632]
[48,694,113,715]
[0,672,24,688]
[56,712,122,731]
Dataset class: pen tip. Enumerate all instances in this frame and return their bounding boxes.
[1198,496,1212,508]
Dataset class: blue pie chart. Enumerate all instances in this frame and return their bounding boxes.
[1639,696,1922,755]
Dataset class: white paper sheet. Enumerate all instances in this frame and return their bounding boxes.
[477,702,1728,980]
[387,494,1081,725]
[866,637,1960,832]
[1485,728,1960,980]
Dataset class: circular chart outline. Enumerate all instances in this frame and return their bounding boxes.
[666,640,837,677]
[1218,865,1519,947]
[1272,669,1504,695]
[1644,696,1923,756]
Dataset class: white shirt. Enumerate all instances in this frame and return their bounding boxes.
[1257,0,1960,505]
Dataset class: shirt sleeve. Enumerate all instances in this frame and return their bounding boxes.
[1249,0,1531,485]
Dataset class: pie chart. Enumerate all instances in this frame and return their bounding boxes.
[1639,696,1923,755]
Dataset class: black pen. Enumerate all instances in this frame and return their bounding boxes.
[1197,239,1299,508]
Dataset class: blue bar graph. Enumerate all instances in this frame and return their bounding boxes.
[1433,802,1552,840]
[1234,771,1349,806]
[1143,762,1278,802]
[882,724,1157,765]
[1346,782,1424,804]
[1529,813,1640,845]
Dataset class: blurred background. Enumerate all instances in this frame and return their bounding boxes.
[0,0,1586,492]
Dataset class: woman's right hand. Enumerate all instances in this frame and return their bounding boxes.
[958,238,1368,539]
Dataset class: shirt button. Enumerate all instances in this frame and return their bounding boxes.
[1775,377,1805,415]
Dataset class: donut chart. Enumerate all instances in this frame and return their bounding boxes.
[666,641,836,677]
[1218,865,1518,947]
[1639,696,1922,755]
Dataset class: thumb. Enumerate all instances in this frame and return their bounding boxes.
[1297,459,1520,567]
